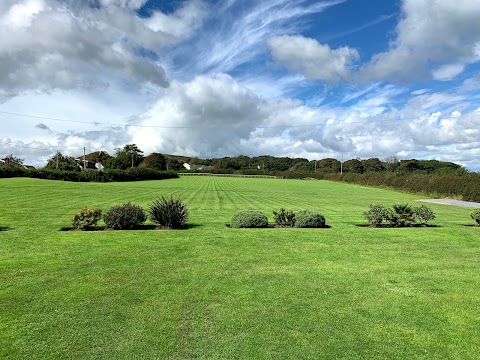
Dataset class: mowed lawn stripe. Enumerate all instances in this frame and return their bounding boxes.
[0,176,479,359]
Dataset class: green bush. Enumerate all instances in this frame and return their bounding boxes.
[363,204,390,227]
[230,210,268,228]
[388,203,416,227]
[72,206,102,230]
[104,203,146,230]
[148,196,189,229]
[471,209,480,226]
[414,205,436,225]
[294,210,326,228]
[273,208,295,226]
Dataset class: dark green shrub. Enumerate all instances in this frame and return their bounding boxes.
[230,210,268,228]
[388,203,416,227]
[294,210,326,228]
[363,204,390,227]
[273,208,295,226]
[471,209,480,226]
[414,205,436,225]
[148,197,189,229]
[72,206,102,230]
[104,203,146,230]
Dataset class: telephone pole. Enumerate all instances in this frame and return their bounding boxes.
[83,147,86,171]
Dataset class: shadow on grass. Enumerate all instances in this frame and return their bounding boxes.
[356,224,441,228]
[225,224,331,229]
[60,223,202,231]
[463,224,480,227]
[0,226,11,231]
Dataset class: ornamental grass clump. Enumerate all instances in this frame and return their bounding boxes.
[148,196,189,229]
[471,209,480,226]
[103,202,146,230]
[294,210,326,228]
[71,206,102,230]
[230,210,268,228]
[388,203,416,227]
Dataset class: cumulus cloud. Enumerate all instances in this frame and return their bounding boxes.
[268,35,359,83]
[361,0,480,82]
[0,0,209,100]
[145,0,208,39]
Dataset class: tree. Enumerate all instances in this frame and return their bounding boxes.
[139,153,167,170]
[44,152,79,171]
[317,158,341,173]
[343,158,363,173]
[362,158,385,172]
[106,144,144,169]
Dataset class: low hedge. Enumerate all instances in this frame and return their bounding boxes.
[0,166,178,182]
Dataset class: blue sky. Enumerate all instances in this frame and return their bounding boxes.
[1,0,480,169]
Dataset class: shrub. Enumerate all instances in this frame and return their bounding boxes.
[294,210,326,228]
[273,208,295,226]
[414,205,436,225]
[230,210,268,228]
[471,209,480,226]
[363,204,390,227]
[104,202,146,230]
[72,206,102,230]
[388,203,416,227]
[148,196,189,229]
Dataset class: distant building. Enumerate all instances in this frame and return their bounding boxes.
[183,163,214,171]
[0,155,33,169]
[76,158,103,171]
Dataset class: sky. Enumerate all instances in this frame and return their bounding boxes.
[1,0,480,170]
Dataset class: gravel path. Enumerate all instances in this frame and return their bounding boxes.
[418,199,480,208]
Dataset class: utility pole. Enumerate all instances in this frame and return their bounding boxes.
[341,153,343,174]
[56,151,59,170]
[83,147,86,171]
[315,160,317,173]
[131,152,134,168]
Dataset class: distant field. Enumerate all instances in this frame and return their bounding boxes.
[0,177,479,359]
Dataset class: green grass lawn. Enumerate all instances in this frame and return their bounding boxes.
[0,176,479,359]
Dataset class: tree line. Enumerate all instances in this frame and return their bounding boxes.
[41,144,467,176]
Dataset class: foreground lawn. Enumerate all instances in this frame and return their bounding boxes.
[0,176,479,359]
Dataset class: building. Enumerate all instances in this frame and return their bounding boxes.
[183,163,214,171]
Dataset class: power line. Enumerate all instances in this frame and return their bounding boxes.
[1,110,479,129]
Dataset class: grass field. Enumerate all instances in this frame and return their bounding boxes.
[0,176,479,359]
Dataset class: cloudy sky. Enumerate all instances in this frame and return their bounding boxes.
[1,0,480,170]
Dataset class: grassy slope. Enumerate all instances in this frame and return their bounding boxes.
[0,177,478,359]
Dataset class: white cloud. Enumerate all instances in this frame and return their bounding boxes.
[145,0,208,39]
[361,0,480,82]
[432,63,466,81]
[0,0,210,101]
[268,35,359,83]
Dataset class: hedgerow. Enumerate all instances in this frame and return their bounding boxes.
[0,167,178,182]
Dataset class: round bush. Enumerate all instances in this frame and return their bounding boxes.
[294,210,326,228]
[230,210,268,228]
[148,196,189,229]
[71,206,102,230]
[104,202,146,230]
